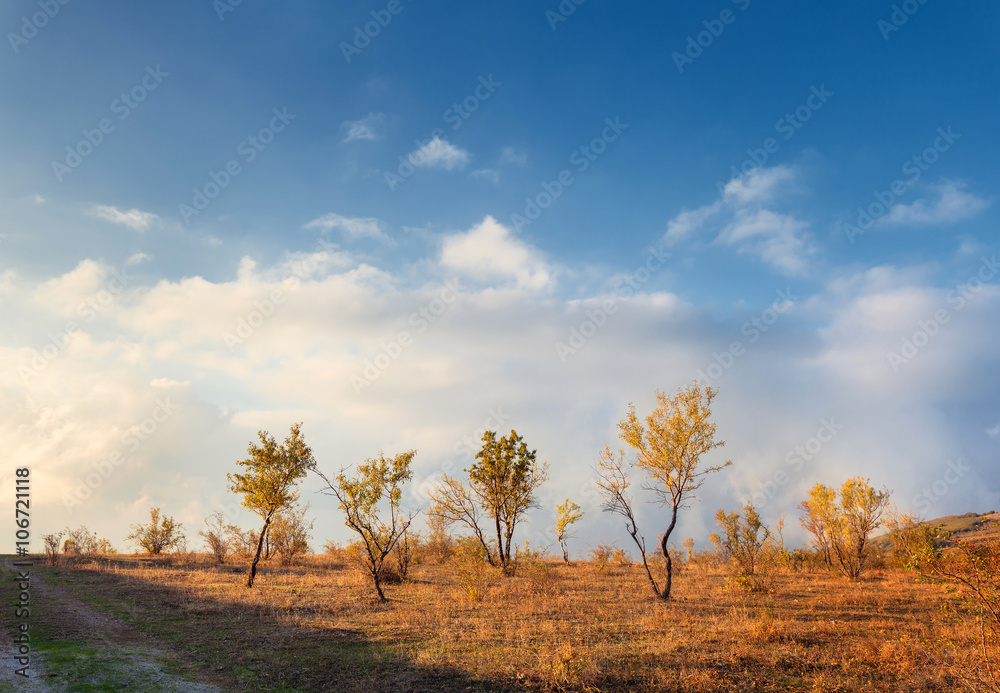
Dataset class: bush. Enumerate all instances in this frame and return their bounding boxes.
[588,543,615,573]
[62,526,114,556]
[126,507,185,554]
[911,530,1000,690]
[393,528,418,579]
[199,512,239,564]
[42,532,63,565]
[269,504,313,566]
[453,536,494,601]
[710,501,778,594]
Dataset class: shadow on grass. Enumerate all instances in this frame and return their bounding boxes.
[18,557,519,693]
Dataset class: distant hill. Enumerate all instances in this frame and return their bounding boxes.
[872,510,999,550]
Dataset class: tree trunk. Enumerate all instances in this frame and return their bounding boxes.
[247,512,273,588]
[559,538,569,563]
[659,505,680,600]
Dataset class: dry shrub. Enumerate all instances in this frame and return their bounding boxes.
[612,547,632,567]
[524,559,558,598]
[589,543,615,573]
[453,537,493,602]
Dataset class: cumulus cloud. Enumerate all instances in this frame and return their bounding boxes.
[883,182,990,226]
[410,136,470,171]
[89,204,161,232]
[340,112,385,143]
[471,168,500,184]
[499,147,527,166]
[440,216,553,290]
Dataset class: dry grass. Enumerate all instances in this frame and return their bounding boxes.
[27,552,989,692]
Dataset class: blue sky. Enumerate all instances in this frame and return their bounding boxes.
[2,1,998,554]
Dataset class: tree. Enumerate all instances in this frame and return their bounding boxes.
[552,499,584,562]
[199,511,240,564]
[317,450,416,601]
[596,382,730,600]
[798,477,891,579]
[43,531,64,565]
[228,423,316,587]
[429,430,548,575]
[126,508,184,555]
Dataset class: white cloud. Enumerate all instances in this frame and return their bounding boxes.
[988,424,1000,438]
[411,136,470,171]
[472,168,500,184]
[883,182,990,226]
[304,212,391,244]
[89,205,161,232]
[125,252,153,266]
[663,166,814,275]
[3,231,999,553]
[340,112,385,143]
[440,216,553,290]
[499,147,527,166]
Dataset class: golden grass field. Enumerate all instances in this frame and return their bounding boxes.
[8,548,995,693]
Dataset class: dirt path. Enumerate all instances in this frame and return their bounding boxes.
[1,561,228,693]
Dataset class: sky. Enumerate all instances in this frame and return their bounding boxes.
[2,0,999,556]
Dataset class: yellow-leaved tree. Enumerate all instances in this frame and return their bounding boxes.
[552,499,584,562]
[228,422,316,587]
[317,450,417,601]
[798,477,891,579]
[596,382,730,600]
